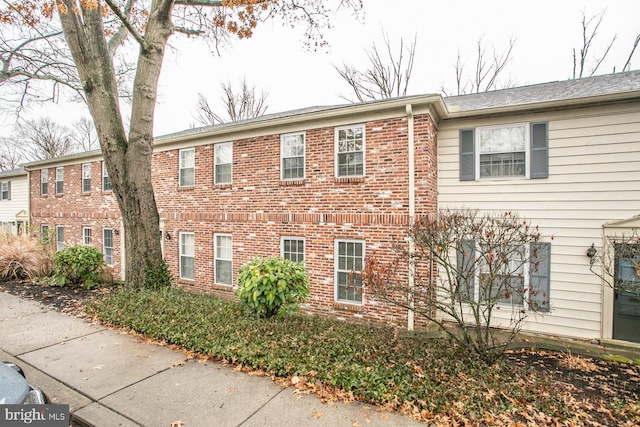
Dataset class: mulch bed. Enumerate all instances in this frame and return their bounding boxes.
[2,280,639,425]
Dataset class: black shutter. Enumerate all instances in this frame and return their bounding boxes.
[530,122,548,179]
[529,242,551,312]
[459,129,475,181]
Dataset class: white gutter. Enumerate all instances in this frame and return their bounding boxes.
[406,104,416,331]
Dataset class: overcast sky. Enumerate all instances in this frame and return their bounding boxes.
[3,0,639,138]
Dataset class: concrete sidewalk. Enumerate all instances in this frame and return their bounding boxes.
[0,292,423,427]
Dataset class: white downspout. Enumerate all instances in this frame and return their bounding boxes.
[406,104,416,331]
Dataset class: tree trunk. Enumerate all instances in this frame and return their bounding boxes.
[58,0,171,288]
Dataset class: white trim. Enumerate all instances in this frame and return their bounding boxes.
[55,225,64,251]
[82,226,92,246]
[280,132,306,181]
[55,167,64,194]
[280,236,305,262]
[82,163,92,193]
[214,142,233,185]
[102,161,112,192]
[103,228,114,266]
[179,232,195,280]
[475,122,530,180]
[40,169,48,195]
[334,238,365,305]
[214,233,233,285]
[334,123,366,178]
[179,147,195,187]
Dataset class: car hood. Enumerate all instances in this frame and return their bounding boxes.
[0,362,29,404]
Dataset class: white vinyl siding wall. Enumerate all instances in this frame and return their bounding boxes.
[438,102,640,340]
[0,174,28,227]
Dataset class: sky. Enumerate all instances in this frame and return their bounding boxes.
[2,0,640,139]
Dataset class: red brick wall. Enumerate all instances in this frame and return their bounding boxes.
[155,114,438,325]
[28,113,438,326]
[29,162,123,277]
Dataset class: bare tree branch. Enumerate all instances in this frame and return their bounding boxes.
[194,77,269,125]
[623,32,640,71]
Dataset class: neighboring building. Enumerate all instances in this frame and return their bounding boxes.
[22,70,640,343]
[0,168,29,235]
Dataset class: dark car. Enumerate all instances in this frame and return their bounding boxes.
[0,361,47,404]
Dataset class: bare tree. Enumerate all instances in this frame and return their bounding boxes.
[572,10,639,78]
[589,232,640,296]
[0,137,25,171]
[363,209,548,363]
[335,31,417,102]
[0,1,363,288]
[16,117,74,161]
[441,36,516,96]
[71,116,100,152]
[194,78,269,126]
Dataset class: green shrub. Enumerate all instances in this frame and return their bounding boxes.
[144,259,173,290]
[52,245,106,289]
[236,256,309,318]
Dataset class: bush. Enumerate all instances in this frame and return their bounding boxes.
[144,259,173,290]
[236,256,309,318]
[52,245,106,289]
[0,232,53,281]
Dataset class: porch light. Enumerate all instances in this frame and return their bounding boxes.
[164,232,171,240]
[586,243,597,260]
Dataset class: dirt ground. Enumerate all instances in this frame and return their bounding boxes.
[2,280,639,425]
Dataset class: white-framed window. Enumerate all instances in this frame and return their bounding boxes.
[281,132,305,180]
[41,224,49,244]
[55,167,64,194]
[335,239,365,304]
[179,147,195,187]
[56,225,64,251]
[281,237,305,262]
[102,162,112,191]
[41,169,48,196]
[214,142,232,184]
[0,181,10,200]
[477,123,528,178]
[179,232,195,280]
[214,234,232,285]
[83,227,92,245]
[457,241,551,312]
[335,124,365,177]
[103,228,114,266]
[82,163,92,193]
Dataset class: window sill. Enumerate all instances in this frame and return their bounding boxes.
[214,183,232,189]
[333,301,365,313]
[334,176,365,184]
[54,194,63,198]
[280,179,305,186]
[178,186,195,191]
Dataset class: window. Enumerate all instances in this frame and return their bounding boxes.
[0,181,10,200]
[56,225,64,251]
[281,237,305,262]
[102,162,112,191]
[335,124,365,177]
[179,232,195,280]
[457,241,551,311]
[179,148,195,187]
[335,240,364,304]
[103,228,114,266]
[214,234,232,285]
[281,132,305,180]
[459,122,548,181]
[55,167,64,194]
[214,142,232,184]
[83,227,92,245]
[41,225,49,244]
[82,163,92,193]
[41,169,48,196]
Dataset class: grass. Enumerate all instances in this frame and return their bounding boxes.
[0,232,52,281]
[87,286,636,425]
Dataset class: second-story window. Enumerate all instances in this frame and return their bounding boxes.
[179,148,195,187]
[0,181,10,200]
[82,163,92,193]
[41,169,48,196]
[55,167,64,194]
[335,124,365,177]
[281,132,305,180]
[102,162,112,191]
[83,227,92,245]
[214,142,232,185]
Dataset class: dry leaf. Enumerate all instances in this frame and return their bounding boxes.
[170,420,184,427]
[312,411,323,419]
[173,360,186,367]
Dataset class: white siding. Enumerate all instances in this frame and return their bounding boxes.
[437,102,640,340]
[0,173,28,233]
